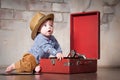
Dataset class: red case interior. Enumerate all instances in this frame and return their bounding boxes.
[70,11,100,59]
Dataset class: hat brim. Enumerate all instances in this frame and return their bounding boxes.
[31,14,54,40]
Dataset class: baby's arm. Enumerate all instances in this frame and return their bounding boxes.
[41,44,63,59]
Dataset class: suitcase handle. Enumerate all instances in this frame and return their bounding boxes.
[77,60,93,65]
[64,62,73,66]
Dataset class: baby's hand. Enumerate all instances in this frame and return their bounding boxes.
[56,53,63,60]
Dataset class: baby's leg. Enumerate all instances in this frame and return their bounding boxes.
[5,53,37,73]
[5,63,15,73]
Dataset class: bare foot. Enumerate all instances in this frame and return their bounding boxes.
[5,63,15,73]
[35,65,41,73]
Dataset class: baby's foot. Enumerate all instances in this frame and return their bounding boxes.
[35,65,41,73]
[5,63,15,73]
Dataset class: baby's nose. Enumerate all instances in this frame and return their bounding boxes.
[48,25,51,28]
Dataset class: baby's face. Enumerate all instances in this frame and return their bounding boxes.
[38,20,54,37]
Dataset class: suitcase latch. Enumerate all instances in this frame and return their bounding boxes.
[50,59,56,65]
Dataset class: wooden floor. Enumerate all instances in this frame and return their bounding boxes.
[0,68,120,80]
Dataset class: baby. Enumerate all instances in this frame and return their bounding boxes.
[5,12,63,73]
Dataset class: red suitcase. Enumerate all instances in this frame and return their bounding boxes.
[40,11,100,74]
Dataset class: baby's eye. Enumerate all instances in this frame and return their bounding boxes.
[50,25,53,27]
[44,24,46,27]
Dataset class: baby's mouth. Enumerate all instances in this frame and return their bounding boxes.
[48,30,51,33]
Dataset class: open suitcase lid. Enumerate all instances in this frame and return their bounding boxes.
[70,11,100,59]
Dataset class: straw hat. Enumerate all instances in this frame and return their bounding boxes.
[30,12,54,40]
